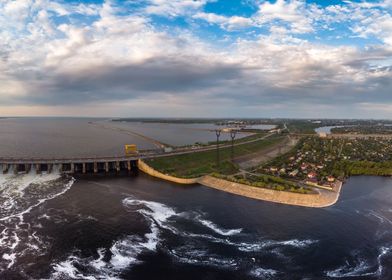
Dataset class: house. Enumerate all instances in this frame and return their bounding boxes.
[307,171,317,179]
[318,132,327,138]
[289,169,299,177]
[270,167,278,172]
[327,176,335,182]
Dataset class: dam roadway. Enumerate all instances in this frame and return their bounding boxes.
[0,132,278,174]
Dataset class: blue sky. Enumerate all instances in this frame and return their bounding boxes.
[0,0,392,118]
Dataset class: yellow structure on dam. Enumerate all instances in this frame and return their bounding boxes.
[125,144,138,156]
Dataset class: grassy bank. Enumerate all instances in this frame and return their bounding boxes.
[213,173,315,194]
[145,135,287,178]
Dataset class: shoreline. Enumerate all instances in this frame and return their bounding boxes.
[138,160,343,208]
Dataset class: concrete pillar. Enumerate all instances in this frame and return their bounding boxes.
[94,162,98,173]
[82,163,86,174]
[116,161,120,172]
[36,164,41,174]
[59,164,63,173]
[25,164,31,173]
[127,161,131,171]
[48,164,53,174]
[2,164,9,174]
[71,163,75,174]
[105,162,109,173]
[13,164,19,174]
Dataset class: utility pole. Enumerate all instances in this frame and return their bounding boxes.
[230,130,237,162]
[215,129,221,169]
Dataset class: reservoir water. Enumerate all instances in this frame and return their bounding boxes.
[0,118,391,279]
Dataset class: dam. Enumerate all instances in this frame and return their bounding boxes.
[0,156,140,175]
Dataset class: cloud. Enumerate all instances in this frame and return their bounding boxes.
[194,12,253,30]
[144,0,210,17]
[255,0,315,33]
[1,0,392,118]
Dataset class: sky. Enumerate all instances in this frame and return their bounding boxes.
[0,0,392,118]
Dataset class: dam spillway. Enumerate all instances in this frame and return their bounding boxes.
[0,157,140,175]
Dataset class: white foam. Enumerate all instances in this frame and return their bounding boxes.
[2,253,16,269]
[326,247,392,278]
[249,267,278,278]
[326,259,374,278]
[376,246,391,277]
[368,211,392,225]
[90,248,106,271]
[197,218,242,236]
[50,235,148,280]
[238,239,317,252]
[109,236,143,269]
[123,198,177,227]
[52,256,99,280]
[0,172,75,270]
[169,246,238,268]
[0,177,75,222]
[276,239,317,248]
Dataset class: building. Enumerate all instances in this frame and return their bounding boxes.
[318,132,327,138]
[307,171,317,179]
[327,176,335,182]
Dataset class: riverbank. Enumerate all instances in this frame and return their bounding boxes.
[138,160,343,208]
[199,176,342,208]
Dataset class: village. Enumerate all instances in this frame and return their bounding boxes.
[260,136,392,189]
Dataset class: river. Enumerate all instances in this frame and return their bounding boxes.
[0,118,391,279]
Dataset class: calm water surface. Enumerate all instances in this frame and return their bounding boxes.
[0,118,156,158]
[107,121,260,146]
[0,119,391,279]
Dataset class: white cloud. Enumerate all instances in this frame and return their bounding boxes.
[194,12,253,30]
[255,0,315,33]
[145,0,209,17]
[0,0,392,118]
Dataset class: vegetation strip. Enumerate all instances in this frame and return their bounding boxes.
[145,134,287,178]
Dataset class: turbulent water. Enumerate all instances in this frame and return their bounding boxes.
[0,171,391,279]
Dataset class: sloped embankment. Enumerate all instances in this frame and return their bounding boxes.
[138,160,342,208]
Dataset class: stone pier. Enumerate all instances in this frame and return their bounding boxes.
[2,164,9,174]
[36,164,41,174]
[127,161,131,171]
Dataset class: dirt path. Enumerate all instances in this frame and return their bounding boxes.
[234,136,298,169]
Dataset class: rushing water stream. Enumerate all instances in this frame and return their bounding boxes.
[0,172,391,279]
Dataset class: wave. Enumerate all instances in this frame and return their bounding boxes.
[48,197,320,278]
[237,238,317,253]
[326,259,375,278]
[168,245,238,268]
[196,217,243,236]
[50,234,153,280]
[326,246,392,278]
[367,210,392,225]
[0,171,75,270]
[249,267,278,279]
